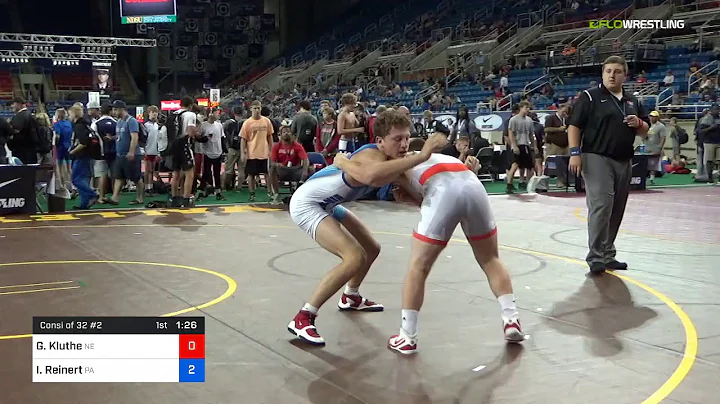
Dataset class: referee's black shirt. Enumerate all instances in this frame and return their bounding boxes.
[568,84,648,161]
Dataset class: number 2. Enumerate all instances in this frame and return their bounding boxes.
[188,365,195,375]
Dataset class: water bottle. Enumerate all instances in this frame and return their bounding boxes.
[639,144,646,153]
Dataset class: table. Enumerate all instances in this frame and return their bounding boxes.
[544,154,650,192]
[0,165,37,215]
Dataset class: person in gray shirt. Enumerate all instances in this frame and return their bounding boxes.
[291,100,318,153]
[506,101,537,193]
[642,111,667,185]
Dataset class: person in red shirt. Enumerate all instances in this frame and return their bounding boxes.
[269,122,312,204]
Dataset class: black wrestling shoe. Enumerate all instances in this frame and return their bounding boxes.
[589,262,607,274]
[606,260,628,270]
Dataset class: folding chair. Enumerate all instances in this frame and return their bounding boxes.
[475,147,494,181]
[307,152,328,171]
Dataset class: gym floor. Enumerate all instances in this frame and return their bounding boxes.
[0,186,718,403]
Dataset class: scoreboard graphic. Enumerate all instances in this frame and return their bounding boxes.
[32,317,205,383]
[120,0,177,24]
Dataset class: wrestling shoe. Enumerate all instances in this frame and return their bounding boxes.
[287,310,325,345]
[388,330,418,354]
[337,293,384,312]
[504,318,525,343]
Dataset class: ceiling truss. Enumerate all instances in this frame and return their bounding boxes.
[0,50,117,61]
[0,33,155,47]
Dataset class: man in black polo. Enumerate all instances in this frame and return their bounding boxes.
[8,97,37,164]
[568,55,649,275]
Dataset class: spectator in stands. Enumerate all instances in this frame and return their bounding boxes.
[143,106,161,195]
[506,101,536,193]
[8,96,37,164]
[698,103,720,183]
[292,100,318,153]
[109,100,144,206]
[222,106,244,190]
[91,104,118,204]
[642,111,667,185]
[337,93,364,152]
[198,107,226,200]
[67,105,99,210]
[241,100,274,202]
[568,55,649,275]
[268,122,311,205]
[662,70,674,87]
[315,106,340,165]
[168,96,198,208]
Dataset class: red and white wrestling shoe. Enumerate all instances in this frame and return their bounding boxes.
[337,293,384,312]
[503,318,525,343]
[388,330,418,354]
[288,310,325,345]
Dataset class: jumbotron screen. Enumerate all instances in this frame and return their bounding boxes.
[120,0,177,24]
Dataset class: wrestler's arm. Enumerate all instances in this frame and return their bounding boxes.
[336,149,429,187]
[392,173,423,207]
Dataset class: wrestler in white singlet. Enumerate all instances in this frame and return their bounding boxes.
[406,153,497,244]
[289,143,378,239]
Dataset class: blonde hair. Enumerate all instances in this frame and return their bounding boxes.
[69,105,84,121]
[55,108,67,121]
[35,112,51,128]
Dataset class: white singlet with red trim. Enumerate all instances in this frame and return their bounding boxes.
[406,153,497,245]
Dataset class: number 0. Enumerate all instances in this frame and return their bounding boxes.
[188,365,195,375]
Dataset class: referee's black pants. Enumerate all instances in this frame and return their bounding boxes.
[581,153,631,267]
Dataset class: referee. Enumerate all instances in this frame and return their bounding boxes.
[567,55,649,275]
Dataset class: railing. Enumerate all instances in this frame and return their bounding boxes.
[523,74,549,95]
[414,83,440,104]
[688,60,719,93]
[660,104,715,120]
[446,70,462,88]
[495,93,513,111]
[673,0,720,15]
[637,82,660,96]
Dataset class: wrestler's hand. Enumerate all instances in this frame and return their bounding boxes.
[333,152,350,168]
[465,156,480,173]
[421,133,448,158]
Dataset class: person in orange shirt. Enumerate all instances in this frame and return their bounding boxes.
[241,100,274,202]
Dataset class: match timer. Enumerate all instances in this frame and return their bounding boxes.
[32,316,205,383]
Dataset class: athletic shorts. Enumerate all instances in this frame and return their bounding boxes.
[246,158,269,176]
[413,171,497,245]
[289,193,347,240]
[169,138,194,172]
[93,159,110,178]
[276,165,304,182]
[513,145,534,169]
[113,156,143,181]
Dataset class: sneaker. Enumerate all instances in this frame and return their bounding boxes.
[605,260,628,270]
[388,331,418,354]
[506,183,515,194]
[287,310,325,345]
[504,319,525,343]
[337,293,384,312]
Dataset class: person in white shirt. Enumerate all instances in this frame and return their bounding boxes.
[143,105,161,193]
[662,70,674,86]
[199,107,226,200]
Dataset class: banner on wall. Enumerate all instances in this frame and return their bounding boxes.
[209,89,220,107]
[135,106,144,123]
[160,98,211,111]
[410,111,552,132]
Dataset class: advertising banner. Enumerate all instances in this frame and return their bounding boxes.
[0,165,36,215]
[411,111,552,132]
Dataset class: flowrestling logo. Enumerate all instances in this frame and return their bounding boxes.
[589,19,685,29]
